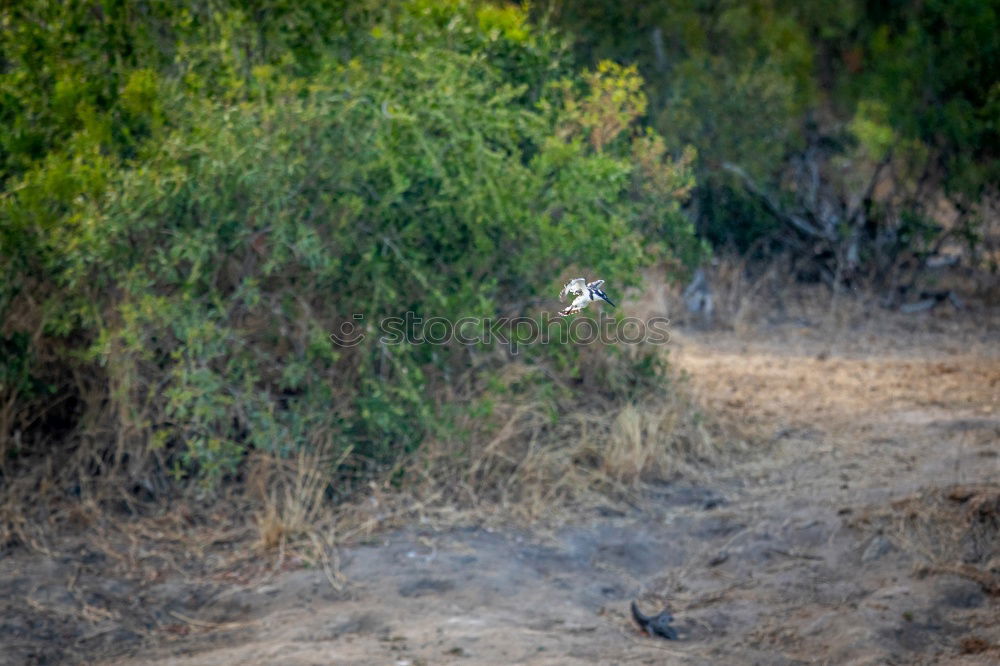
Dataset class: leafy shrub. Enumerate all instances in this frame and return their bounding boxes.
[1,1,700,491]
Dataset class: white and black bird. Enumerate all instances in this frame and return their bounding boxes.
[558,277,616,316]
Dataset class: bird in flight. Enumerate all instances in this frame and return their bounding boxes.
[558,277,616,316]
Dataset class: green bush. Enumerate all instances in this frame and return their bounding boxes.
[1,1,700,488]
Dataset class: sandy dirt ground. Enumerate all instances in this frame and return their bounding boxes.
[3,305,998,665]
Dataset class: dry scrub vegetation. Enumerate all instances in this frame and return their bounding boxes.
[0,1,711,576]
[860,484,1000,597]
[0,347,736,666]
[398,354,728,519]
[0,326,731,575]
[3,264,998,665]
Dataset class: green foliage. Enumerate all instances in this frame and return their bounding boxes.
[543,0,1000,254]
[1,1,700,487]
[543,0,817,246]
[848,0,1000,197]
[849,100,895,162]
[555,61,647,151]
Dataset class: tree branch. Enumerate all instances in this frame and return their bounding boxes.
[721,162,835,241]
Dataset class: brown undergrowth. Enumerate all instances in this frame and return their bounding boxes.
[0,387,728,664]
[397,352,731,523]
[669,250,1000,334]
[1,261,997,664]
[853,483,1000,597]
[5,256,994,574]
[1,331,736,602]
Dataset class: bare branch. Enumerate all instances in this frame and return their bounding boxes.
[721,162,835,241]
[847,154,891,226]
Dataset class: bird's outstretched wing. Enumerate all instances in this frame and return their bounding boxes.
[596,291,615,307]
[590,282,615,307]
[559,277,587,302]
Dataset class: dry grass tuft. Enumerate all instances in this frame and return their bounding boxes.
[247,443,343,551]
[689,253,885,333]
[660,250,1000,340]
[598,393,716,483]
[393,347,737,524]
[960,635,997,656]
[861,483,1000,595]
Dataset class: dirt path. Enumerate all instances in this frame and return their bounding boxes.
[116,318,1000,665]
[4,315,998,665]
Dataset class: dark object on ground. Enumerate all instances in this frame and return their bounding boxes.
[631,601,678,640]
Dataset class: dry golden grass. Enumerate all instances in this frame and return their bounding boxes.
[0,364,729,608]
[6,254,995,570]
[855,483,1000,596]
[3,260,997,665]
[248,447,332,552]
[660,250,1000,339]
[386,348,736,525]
